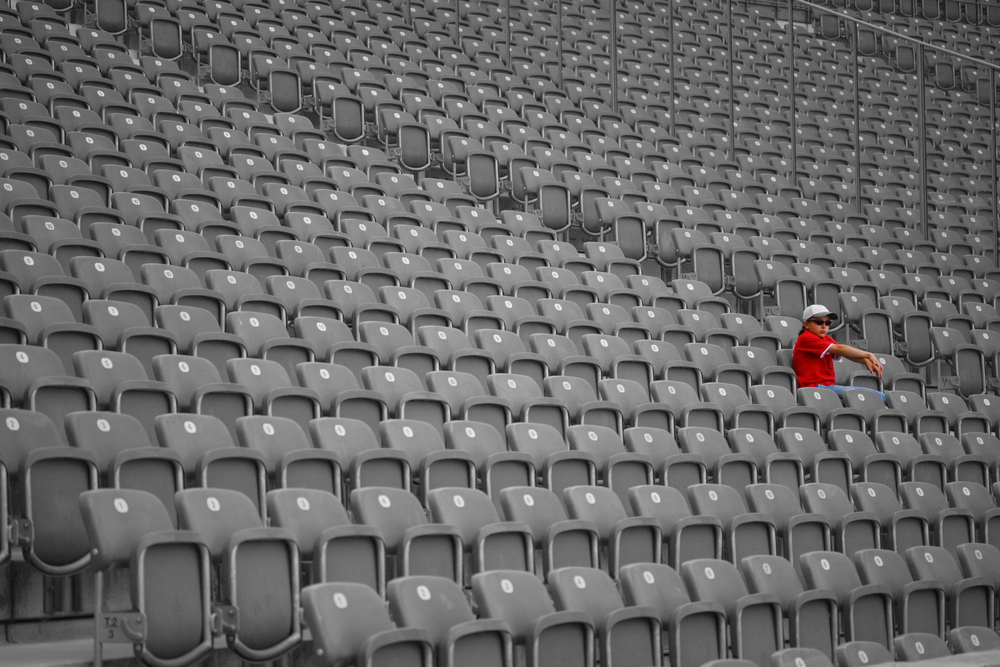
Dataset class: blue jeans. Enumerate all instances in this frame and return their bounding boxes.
[820,384,886,403]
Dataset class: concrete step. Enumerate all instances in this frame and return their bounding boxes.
[0,632,317,667]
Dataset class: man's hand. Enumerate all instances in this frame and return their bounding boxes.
[864,354,883,378]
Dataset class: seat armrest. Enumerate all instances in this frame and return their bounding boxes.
[609,516,662,573]
[785,512,832,536]
[26,376,97,411]
[191,331,249,357]
[279,449,341,495]
[777,406,821,432]
[39,321,103,346]
[192,382,253,415]
[731,591,783,655]
[542,519,600,573]
[111,380,178,412]
[350,449,410,493]
[473,521,534,574]
[604,452,655,485]
[360,628,434,667]
[314,524,386,594]
[442,618,513,667]
[417,450,476,502]
[844,582,892,611]
[540,450,597,490]
[598,605,661,656]
[713,452,758,487]
[527,610,594,667]
[950,575,996,625]
[111,447,184,486]
[264,386,322,418]
[899,579,946,636]
[400,523,463,582]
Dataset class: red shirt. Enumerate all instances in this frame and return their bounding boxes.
[793,329,839,388]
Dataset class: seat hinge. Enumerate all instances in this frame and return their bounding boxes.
[212,604,239,637]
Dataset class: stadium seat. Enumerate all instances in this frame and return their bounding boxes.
[175,488,301,661]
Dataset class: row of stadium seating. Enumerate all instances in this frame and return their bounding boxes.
[80,483,1000,666]
[0,0,998,662]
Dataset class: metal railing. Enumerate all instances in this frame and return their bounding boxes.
[428,0,998,259]
[784,0,999,259]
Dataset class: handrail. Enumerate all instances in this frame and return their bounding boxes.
[930,0,999,16]
[737,0,998,259]
[477,0,997,262]
[791,0,1000,71]
[787,0,998,262]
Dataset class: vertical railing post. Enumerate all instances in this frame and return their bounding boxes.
[556,0,563,88]
[610,0,618,113]
[787,0,797,185]
[504,0,511,68]
[728,0,736,164]
[992,67,998,263]
[668,0,675,133]
[917,42,928,241]
[852,21,862,211]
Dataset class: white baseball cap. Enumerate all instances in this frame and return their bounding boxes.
[802,304,838,322]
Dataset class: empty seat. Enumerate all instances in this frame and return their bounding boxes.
[565,424,654,506]
[426,487,533,575]
[618,562,727,667]
[4,293,102,370]
[677,427,756,490]
[799,550,893,649]
[835,641,893,667]
[506,422,596,496]
[854,547,945,638]
[266,488,385,593]
[350,487,462,583]
[229,357,321,427]
[499,484,600,577]
[0,343,96,438]
[905,545,995,631]
[563,484,661,573]
[898,481,975,556]
[387,575,514,667]
[361,365,449,430]
[893,633,951,661]
[776,428,851,493]
[800,483,881,558]
[426,371,510,439]
[379,419,475,502]
[739,555,837,659]
[79,489,213,667]
[235,414,339,493]
[688,483,777,564]
[151,354,252,440]
[302,582,434,667]
[226,310,315,377]
[66,410,183,522]
[948,626,1000,653]
[0,408,98,575]
[442,420,533,508]
[851,482,929,556]
[628,484,723,567]
[175,488,301,662]
[744,483,831,565]
[472,570,595,667]
[680,558,784,667]
[548,566,662,667]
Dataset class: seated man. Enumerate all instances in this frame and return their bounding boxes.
[793,304,885,402]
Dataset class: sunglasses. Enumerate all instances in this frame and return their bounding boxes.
[811,319,832,326]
